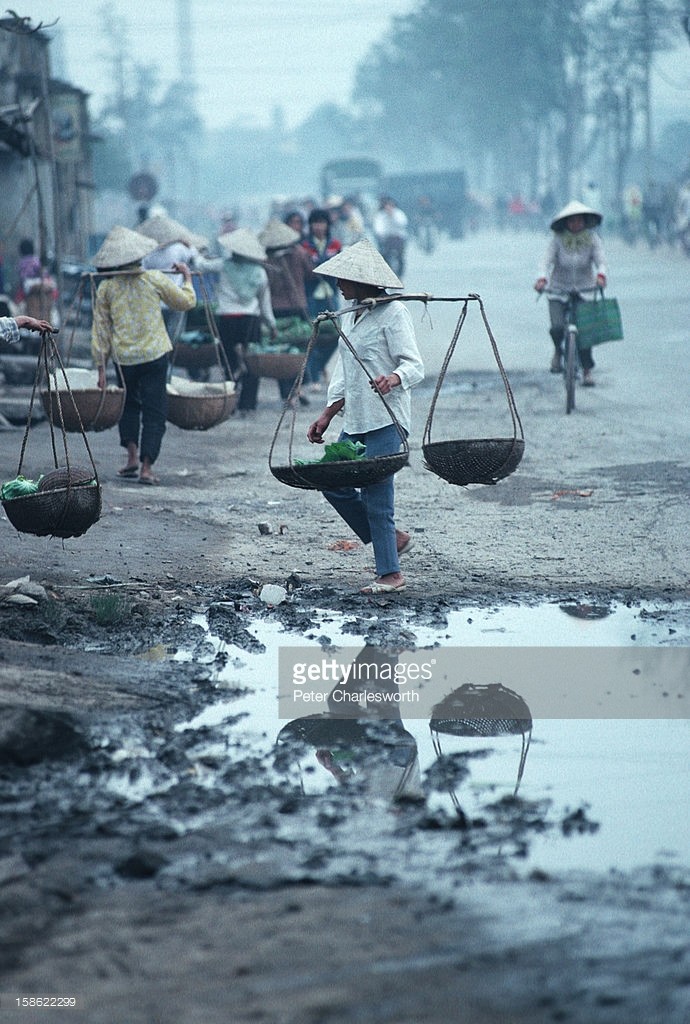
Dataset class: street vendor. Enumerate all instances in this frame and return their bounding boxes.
[306,238,424,595]
[91,226,196,485]
[192,227,275,415]
[259,219,315,405]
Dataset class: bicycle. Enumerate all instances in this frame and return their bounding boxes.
[545,287,597,415]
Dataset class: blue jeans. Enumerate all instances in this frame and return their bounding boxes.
[322,423,406,578]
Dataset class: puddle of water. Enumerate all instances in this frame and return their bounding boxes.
[170,600,689,875]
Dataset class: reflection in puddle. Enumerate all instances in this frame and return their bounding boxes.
[173,600,689,876]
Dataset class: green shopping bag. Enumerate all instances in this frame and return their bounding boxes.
[575,292,624,350]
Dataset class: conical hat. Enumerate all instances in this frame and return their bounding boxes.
[313,238,403,289]
[93,226,157,269]
[137,214,207,250]
[258,219,300,250]
[217,228,266,263]
[550,200,602,232]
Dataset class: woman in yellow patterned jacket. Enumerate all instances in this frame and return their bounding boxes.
[91,226,196,484]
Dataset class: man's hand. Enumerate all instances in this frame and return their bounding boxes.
[534,277,547,293]
[596,273,607,288]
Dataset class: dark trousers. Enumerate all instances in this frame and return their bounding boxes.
[217,314,261,411]
[548,299,594,371]
[116,354,168,465]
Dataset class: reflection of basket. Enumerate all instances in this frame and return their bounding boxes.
[245,352,305,380]
[166,391,236,431]
[271,451,408,491]
[172,341,219,369]
[429,683,532,796]
[2,467,101,539]
[40,388,124,432]
[423,438,525,486]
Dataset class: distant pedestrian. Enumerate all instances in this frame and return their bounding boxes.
[193,228,276,414]
[138,215,205,344]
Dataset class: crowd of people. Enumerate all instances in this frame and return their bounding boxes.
[4,175,675,593]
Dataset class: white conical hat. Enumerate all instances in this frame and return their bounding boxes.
[217,228,266,263]
[550,200,602,232]
[137,214,208,250]
[258,219,300,250]
[313,238,403,289]
[93,226,157,269]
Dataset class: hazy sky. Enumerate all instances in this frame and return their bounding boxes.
[27,1,689,132]
[31,0,415,130]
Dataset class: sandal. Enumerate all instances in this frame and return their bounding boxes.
[360,580,406,594]
[117,465,138,478]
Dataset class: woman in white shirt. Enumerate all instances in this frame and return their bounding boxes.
[307,239,424,595]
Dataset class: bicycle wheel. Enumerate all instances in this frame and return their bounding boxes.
[565,325,577,414]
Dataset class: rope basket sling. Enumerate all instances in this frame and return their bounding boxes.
[166,273,237,431]
[2,331,102,539]
[429,684,532,797]
[40,274,125,432]
[423,294,525,486]
[269,314,409,491]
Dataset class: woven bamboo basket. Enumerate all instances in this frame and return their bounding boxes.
[40,388,124,432]
[2,466,101,539]
[271,450,408,491]
[172,341,219,369]
[166,390,236,431]
[423,437,524,486]
[245,352,305,380]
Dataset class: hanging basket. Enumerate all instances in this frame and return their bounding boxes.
[40,387,124,432]
[269,315,410,491]
[166,377,236,431]
[423,437,525,486]
[172,340,219,369]
[245,351,306,380]
[1,331,102,539]
[3,470,101,539]
[271,450,409,491]
[422,295,525,486]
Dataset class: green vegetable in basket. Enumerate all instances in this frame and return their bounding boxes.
[1,475,40,500]
[295,440,366,466]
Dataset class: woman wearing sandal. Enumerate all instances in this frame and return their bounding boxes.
[306,239,424,595]
[91,226,196,485]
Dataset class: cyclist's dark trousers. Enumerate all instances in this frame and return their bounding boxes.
[548,299,594,371]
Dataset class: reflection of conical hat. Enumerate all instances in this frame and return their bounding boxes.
[550,200,602,232]
[258,219,300,250]
[93,226,157,269]
[217,228,266,262]
[314,238,403,288]
[137,214,208,249]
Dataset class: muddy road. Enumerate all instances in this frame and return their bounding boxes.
[0,232,687,1023]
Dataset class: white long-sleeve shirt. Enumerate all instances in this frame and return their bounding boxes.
[326,299,424,435]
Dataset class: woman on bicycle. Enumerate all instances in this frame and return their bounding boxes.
[534,200,607,386]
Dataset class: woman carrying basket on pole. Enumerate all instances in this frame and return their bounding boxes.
[306,239,424,595]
